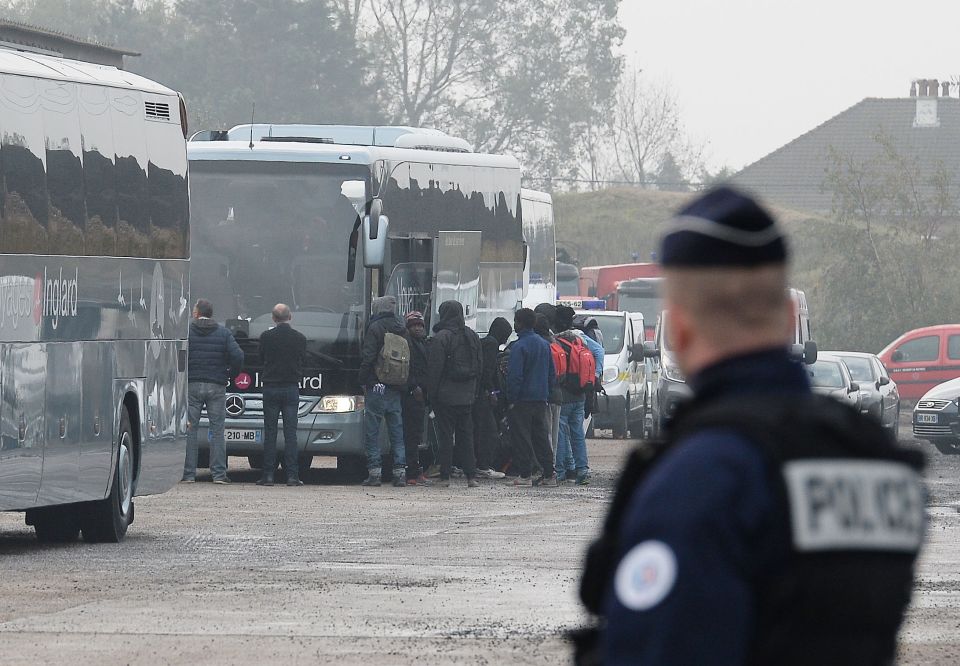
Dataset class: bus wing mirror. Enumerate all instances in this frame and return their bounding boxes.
[367,199,383,240]
[804,340,818,365]
[362,214,389,268]
[642,340,659,358]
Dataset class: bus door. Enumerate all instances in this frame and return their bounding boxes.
[433,231,482,330]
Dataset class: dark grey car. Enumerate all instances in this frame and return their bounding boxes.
[641,311,693,437]
[806,354,863,412]
[827,351,900,438]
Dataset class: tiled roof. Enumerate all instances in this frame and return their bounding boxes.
[730,97,960,213]
[0,19,139,56]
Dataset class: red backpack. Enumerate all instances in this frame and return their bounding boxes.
[552,335,596,394]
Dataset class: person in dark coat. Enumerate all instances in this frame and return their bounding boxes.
[358,295,408,487]
[427,300,482,488]
[504,308,557,487]
[256,303,307,487]
[183,298,243,484]
[473,317,512,479]
[402,311,432,486]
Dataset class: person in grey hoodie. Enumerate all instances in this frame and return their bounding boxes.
[183,298,244,484]
[358,295,408,487]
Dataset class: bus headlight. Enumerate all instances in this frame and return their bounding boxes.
[602,367,619,385]
[313,396,363,413]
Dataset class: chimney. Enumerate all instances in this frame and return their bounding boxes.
[931,79,940,97]
[918,79,929,96]
[943,81,951,97]
[910,81,917,97]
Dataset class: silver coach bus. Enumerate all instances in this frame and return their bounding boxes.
[187,125,553,475]
[0,49,190,541]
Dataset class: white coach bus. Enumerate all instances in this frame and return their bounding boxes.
[0,48,190,541]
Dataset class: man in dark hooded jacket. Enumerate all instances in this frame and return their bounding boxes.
[183,298,244,484]
[473,317,512,479]
[402,311,432,486]
[359,295,408,487]
[427,300,482,488]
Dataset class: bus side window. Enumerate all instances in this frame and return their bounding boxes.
[145,95,189,259]
[41,80,85,255]
[110,90,150,257]
[79,83,118,255]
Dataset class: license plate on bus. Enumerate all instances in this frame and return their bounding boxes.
[212,429,263,443]
[916,414,938,424]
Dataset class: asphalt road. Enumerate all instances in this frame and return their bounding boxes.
[0,412,958,665]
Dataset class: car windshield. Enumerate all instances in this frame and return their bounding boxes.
[590,314,626,354]
[807,360,845,388]
[841,356,875,383]
[617,294,662,327]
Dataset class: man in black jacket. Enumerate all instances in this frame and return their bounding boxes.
[402,311,432,486]
[257,303,308,487]
[183,298,243,484]
[427,300,482,488]
[473,317,511,479]
[359,295,408,487]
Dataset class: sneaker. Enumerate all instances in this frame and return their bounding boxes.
[256,476,274,487]
[212,477,232,485]
[407,474,434,487]
[576,472,591,486]
[361,474,382,487]
[509,476,532,486]
[392,474,406,488]
[426,464,442,479]
[476,468,506,479]
[534,474,559,487]
[286,478,305,487]
[180,477,196,484]
[451,466,465,478]
[467,478,480,488]
[436,478,451,488]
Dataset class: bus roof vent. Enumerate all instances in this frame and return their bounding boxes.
[144,100,170,121]
[394,133,472,153]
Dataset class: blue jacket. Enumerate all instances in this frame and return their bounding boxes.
[602,349,809,664]
[188,318,244,385]
[505,329,555,403]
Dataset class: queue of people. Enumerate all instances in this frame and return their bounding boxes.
[181,292,603,489]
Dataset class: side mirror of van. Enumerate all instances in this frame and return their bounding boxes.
[849,382,860,393]
[803,340,818,365]
[877,376,890,388]
[891,349,904,362]
[642,340,659,358]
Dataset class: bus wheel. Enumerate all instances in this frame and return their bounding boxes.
[81,409,135,543]
[27,505,80,543]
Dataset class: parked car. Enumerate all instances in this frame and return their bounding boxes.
[878,324,960,400]
[827,351,900,438]
[579,309,648,438]
[912,377,960,454]
[805,354,862,411]
[642,311,693,437]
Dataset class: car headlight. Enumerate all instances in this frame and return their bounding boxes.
[602,366,619,385]
[662,362,686,383]
[313,395,363,413]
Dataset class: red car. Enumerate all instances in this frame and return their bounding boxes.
[878,324,960,400]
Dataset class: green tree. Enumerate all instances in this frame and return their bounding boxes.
[656,152,688,192]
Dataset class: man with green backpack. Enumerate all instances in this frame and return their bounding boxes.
[359,295,410,487]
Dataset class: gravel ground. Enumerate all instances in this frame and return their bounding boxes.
[1,412,959,664]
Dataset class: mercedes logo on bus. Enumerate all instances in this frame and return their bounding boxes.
[225,395,245,417]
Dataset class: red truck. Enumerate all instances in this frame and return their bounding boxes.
[579,263,660,311]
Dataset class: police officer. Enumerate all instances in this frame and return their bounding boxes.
[577,187,925,665]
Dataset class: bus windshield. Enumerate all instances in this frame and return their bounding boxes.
[189,160,368,358]
[617,293,662,326]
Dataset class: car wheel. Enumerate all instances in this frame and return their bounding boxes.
[80,408,136,543]
[27,505,80,543]
[613,408,629,439]
[933,439,960,455]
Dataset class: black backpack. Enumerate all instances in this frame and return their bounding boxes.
[446,329,481,382]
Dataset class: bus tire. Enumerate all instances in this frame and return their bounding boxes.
[28,505,80,543]
[81,408,136,543]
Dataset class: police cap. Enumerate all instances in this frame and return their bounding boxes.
[660,186,788,268]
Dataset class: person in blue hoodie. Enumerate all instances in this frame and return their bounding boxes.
[504,307,557,487]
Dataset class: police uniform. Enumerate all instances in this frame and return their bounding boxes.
[577,188,925,666]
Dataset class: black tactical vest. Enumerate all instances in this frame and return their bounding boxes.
[577,393,925,666]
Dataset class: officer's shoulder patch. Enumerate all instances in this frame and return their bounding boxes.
[614,540,677,611]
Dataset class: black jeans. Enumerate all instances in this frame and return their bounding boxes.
[473,396,500,471]
[434,403,477,480]
[402,393,426,479]
[263,384,300,479]
[508,401,553,479]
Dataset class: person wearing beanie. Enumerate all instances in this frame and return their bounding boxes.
[358,295,408,487]
[402,311,432,486]
[534,310,563,474]
[578,187,924,665]
[472,317,512,480]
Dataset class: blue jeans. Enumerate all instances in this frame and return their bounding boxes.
[364,386,406,474]
[556,398,589,478]
[263,384,300,479]
[184,381,227,480]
